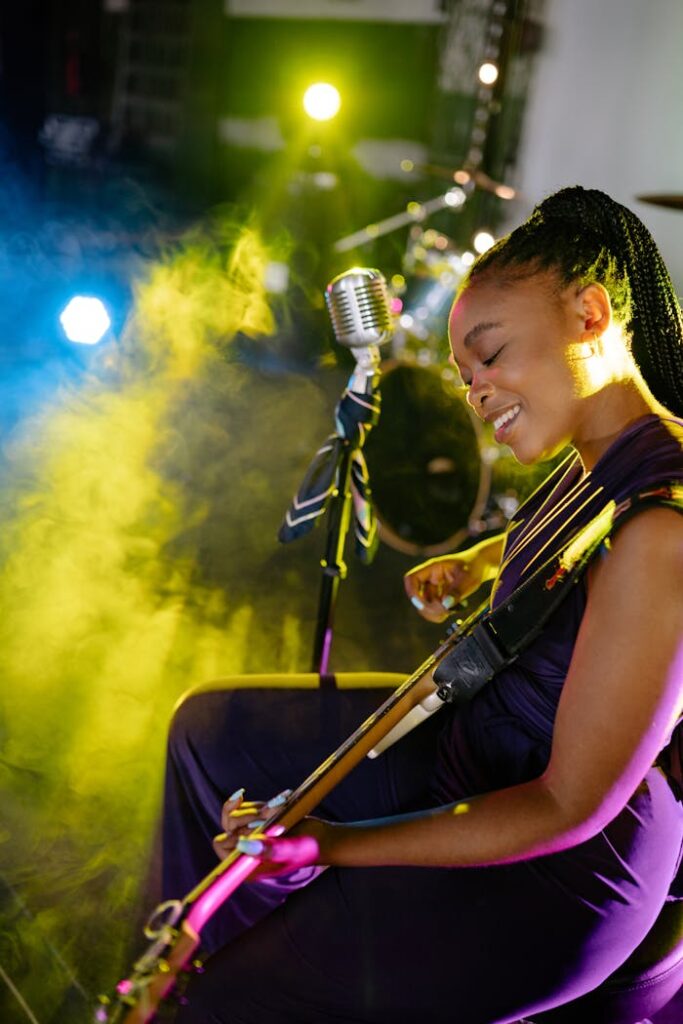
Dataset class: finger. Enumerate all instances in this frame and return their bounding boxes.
[227,804,263,819]
[265,788,292,809]
[407,576,435,610]
[222,807,264,836]
[221,787,246,830]
[423,578,445,603]
[443,561,469,587]
[403,563,434,596]
[212,833,233,861]
[419,604,449,623]
[404,578,424,609]
[213,814,266,852]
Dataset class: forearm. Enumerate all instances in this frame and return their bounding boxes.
[465,533,505,585]
[316,776,597,870]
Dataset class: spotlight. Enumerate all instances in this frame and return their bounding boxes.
[59,296,111,345]
[303,83,341,122]
[473,230,495,254]
[478,62,499,85]
[444,187,466,208]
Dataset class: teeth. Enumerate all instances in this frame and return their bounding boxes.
[493,404,521,432]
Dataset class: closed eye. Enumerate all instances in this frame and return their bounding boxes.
[455,346,504,387]
[483,346,503,367]
[459,346,504,388]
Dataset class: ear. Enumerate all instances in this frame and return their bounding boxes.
[574,283,613,340]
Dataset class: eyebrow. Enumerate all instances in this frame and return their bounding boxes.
[463,320,503,349]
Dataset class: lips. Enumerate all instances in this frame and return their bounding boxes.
[490,403,521,442]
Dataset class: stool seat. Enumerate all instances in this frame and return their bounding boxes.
[528,898,683,1024]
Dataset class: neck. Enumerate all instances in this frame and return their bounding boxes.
[573,380,668,473]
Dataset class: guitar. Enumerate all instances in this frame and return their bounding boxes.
[95,604,487,1023]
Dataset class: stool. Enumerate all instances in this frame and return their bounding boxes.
[522,898,683,1024]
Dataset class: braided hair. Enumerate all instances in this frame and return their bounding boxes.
[464,186,683,416]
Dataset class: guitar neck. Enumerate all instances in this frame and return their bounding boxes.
[183,626,463,917]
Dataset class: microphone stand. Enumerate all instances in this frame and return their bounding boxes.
[311,345,381,674]
[312,440,354,674]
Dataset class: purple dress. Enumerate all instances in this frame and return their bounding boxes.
[166,415,683,1024]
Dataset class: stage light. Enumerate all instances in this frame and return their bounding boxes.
[478,62,499,85]
[444,187,466,208]
[461,251,475,267]
[59,296,112,345]
[473,230,495,254]
[303,83,341,122]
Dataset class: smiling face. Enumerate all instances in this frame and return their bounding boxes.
[448,271,610,465]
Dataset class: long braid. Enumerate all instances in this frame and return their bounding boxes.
[466,186,683,416]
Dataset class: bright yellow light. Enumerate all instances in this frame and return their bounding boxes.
[303,83,341,121]
[453,801,471,815]
[478,62,499,85]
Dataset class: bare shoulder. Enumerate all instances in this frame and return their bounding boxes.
[590,505,683,599]
[612,503,683,547]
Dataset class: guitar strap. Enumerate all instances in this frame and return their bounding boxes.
[433,482,683,705]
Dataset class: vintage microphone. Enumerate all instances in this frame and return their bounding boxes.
[325,266,392,360]
[279,267,392,673]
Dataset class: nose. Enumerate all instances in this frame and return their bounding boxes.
[467,370,494,412]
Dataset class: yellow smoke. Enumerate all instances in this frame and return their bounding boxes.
[0,219,328,1001]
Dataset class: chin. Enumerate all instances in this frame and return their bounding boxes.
[509,433,569,467]
[509,445,539,466]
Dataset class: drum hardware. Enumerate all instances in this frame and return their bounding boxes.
[388,226,467,364]
[413,163,518,202]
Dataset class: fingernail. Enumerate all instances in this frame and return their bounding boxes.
[441,595,455,610]
[411,596,424,610]
[266,789,292,808]
[237,837,264,856]
[229,787,245,802]
[213,832,228,842]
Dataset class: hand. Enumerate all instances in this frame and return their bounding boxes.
[404,534,504,623]
[213,789,333,880]
[404,554,473,623]
[234,826,323,880]
[212,787,291,862]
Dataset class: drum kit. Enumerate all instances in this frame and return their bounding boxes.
[332,180,683,557]
[333,169,523,556]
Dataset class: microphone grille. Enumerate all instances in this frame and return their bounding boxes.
[325,268,392,348]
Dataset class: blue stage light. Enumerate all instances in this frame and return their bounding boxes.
[59,296,112,345]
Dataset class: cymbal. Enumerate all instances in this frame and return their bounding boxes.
[636,193,683,211]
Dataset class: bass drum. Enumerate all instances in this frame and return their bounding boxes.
[364,362,491,556]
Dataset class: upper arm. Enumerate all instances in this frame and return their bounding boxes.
[542,507,683,833]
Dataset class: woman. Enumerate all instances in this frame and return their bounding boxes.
[165,187,683,1023]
